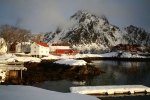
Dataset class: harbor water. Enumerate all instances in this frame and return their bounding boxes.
[34,60,150,100]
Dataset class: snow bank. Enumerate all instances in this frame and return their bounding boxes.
[41,54,60,60]
[0,85,100,100]
[0,53,41,62]
[59,54,102,59]
[54,59,87,66]
[0,51,147,63]
[100,52,118,57]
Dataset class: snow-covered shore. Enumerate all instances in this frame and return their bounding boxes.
[0,85,100,100]
[0,51,148,63]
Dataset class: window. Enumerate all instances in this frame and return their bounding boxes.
[34,51,36,53]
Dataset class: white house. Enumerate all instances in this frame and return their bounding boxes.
[16,42,31,53]
[30,42,49,57]
[0,38,7,54]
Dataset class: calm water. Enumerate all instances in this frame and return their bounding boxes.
[34,61,150,100]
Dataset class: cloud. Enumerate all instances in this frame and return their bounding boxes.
[0,0,150,33]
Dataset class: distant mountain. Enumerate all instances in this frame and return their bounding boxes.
[43,11,150,53]
[122,25,150,46]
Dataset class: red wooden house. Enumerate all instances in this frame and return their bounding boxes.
[49,44,78,55]
[54,49,78,55]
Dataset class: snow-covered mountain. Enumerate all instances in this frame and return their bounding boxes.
[122,25,150,46]
[43,11,150,53]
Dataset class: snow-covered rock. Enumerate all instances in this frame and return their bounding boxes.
[54,58,87,66]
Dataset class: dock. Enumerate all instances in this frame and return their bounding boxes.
[0,62,27,71]
[0,62,27,80]
[70,85,150,95]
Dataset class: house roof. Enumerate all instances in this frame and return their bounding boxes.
[36,42,49,47]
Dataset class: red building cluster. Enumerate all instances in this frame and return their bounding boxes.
[50,43,78,55]
[111,44,140,52]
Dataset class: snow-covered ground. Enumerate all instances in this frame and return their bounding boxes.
[0,53,41,63]
[0,51,148,63]
[0,85,100,100]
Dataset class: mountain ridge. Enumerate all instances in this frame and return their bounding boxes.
[43,11,150,53]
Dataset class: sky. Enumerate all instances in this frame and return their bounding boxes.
[0,0,150,33]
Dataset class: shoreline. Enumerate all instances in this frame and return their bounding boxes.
[1,61,102,85]
[77,57,150,63]
[1,56,150,85]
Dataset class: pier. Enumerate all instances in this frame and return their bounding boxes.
[0,62,26,71]
[0,62,27,80]
[70,85,150,95]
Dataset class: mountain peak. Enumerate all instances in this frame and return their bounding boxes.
[43,11,150,53]
[70,11,108,25]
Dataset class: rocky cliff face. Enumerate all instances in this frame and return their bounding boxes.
[122,25,150,46]
[43,11,150,53]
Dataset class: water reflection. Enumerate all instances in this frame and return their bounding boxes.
[34,61,150,99]
[89,61,150,87]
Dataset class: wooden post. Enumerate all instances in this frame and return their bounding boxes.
[15,63,16,70]
[6,62,8,72]
[21,63,22,79]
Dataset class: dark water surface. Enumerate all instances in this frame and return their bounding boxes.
[34,61,150,100]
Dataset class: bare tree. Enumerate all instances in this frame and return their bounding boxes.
[31,32,45,42]
[0,24,32,53]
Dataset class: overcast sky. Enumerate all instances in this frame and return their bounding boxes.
[0,0,150,33]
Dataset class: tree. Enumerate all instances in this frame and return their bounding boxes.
[61,40,71,46]
[0,24,32,53]
[31,32,45,42]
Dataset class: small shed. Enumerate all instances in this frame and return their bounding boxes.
[16,42,31,53]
